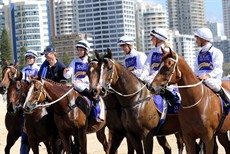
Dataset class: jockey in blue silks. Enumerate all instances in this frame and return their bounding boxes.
[22,50,40,81]
[194,28,230,109]
[63,40,102,122]
[118,35,147,79]
[140,28,181,105]
[20,50,40,154]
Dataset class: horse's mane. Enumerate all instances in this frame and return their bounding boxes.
[42,78,73,89]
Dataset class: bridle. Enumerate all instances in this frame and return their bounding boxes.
[27,80,74,110]
[159,52,204,108]
[99,58,146,97]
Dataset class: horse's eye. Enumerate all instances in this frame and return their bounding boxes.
[34,88,39,92]
[107,66,112,71]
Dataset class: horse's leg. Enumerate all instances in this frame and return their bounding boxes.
[126,132,143,154]
[156,136,171,154]
[51,135,63,154]
[28,140,39,154]
[59,133,72,154]
[126,138,135,154]
[78,128,87,154]
[43,141,52,154]
[218,132,230,154]
[183,134,197,154]
[4,131,20,154]
[203,134,215,154]
[175,132,184,154]
[142,132,153,154]
[96,126,109,154]
[108,130,125,154]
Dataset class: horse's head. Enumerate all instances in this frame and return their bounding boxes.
[0,62,19,94]
[7,75,26,114]
[149,48,181,94]
[98,48,119,97]
[87,51,102,98]
[23,79,46,113]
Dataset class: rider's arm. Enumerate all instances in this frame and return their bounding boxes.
[63,60,74,79]
[208,48,223,79]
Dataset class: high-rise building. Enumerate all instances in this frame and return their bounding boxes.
[76,0,136,63]
[222,0,230,39]
[136,2,168,53]
[206,21,222,41]
[52,0,77,36]
[0,3,5,33]
[8,0,49,64]
[173,31,196,70]
[167,0,206,35]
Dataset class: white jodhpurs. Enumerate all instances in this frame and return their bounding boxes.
[74,82,89,92]
[203,78,222,92]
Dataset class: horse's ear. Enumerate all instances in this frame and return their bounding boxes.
[14,62,19,69]
[4,60,9,66]
[95,50,100,60]
[169,47,176,58]
[88,56,92,63]
[107,48,112,59]
[161,47,167,55]
[16,72,23,81]
[37,71,41,80]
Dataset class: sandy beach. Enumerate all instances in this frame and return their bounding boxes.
[0,94,226,154]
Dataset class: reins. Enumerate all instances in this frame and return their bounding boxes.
[163,52,205,109]
[32,80,74,109]
[102,58,147,97]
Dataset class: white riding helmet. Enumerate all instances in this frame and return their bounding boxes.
[194,28,213,42]
[118,35,135,46]
[150,28,168,41]
[76,40,90,52]
[25,50,38,58]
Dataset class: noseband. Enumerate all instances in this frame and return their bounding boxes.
[159,52,180,90]
[99,58,118,95]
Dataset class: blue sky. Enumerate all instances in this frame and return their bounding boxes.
[143,0,223,23]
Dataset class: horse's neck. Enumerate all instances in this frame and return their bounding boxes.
[177,59,204,104]
[116,64,140,92]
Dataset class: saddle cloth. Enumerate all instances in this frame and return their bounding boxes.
[152,95,180,114]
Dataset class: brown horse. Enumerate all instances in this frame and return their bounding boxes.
[0,61,19,94]
[88,55,134,154]
[2,63,23,154]
[7,76,62,154]
[23,78,109,154]
[88,52,184,154]
[150,48,230,154]
[92,49,184,154]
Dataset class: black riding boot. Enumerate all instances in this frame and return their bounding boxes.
[218,89,230,109]
[79,88,99,106]
[162,89,180,106]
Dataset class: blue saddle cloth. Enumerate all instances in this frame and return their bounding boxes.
[84,96,101,120]
[221,99,230,114]
[152,95,180,114]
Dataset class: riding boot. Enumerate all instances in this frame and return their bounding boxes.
[162,89,180,106]
[218,89,230,109]
[79,88,99,106]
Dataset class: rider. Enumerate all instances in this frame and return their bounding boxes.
[141,28,181,105]
[194,27,230,110]
[22,50,40,82]
[39,45,66,82]
[118,35,147,79]
[63,40,101,120]
[20,50,40,154]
